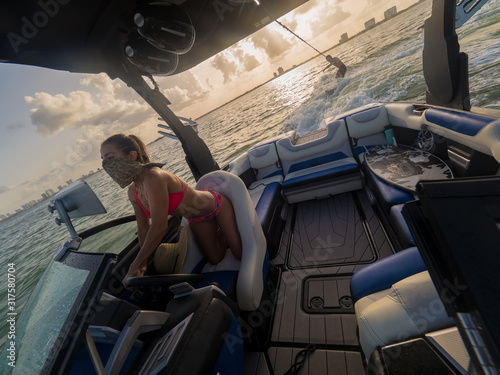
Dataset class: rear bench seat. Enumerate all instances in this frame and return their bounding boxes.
[276,120,362,204]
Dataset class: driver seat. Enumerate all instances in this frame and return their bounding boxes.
[180,170,268,312]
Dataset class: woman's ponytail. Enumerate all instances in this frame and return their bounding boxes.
[129,135,151,163]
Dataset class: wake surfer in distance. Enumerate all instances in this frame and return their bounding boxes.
[323,55,347,78]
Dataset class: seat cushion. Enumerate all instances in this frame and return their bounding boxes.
[390,204,415,248]
[248,143,283,181]
[351,247,426,301]
[248,175,283,205]
[355,271,455,360]
[282,157,359,189]
[363,161,414,212]
[254,182,282,229]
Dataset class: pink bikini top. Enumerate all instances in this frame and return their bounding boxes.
[134,175,187,218]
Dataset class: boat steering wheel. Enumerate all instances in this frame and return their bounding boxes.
[417,130,435,152]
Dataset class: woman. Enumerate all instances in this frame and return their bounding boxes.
[100,134,242,284]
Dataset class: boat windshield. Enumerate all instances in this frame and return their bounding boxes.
[6,260,89,374]
[77,220,137,254]
[1,250,113,375]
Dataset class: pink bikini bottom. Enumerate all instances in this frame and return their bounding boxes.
[187,190,222,223]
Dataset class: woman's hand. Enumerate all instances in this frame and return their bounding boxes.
[123,260,148,289]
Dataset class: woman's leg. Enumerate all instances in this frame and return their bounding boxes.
[189,193,242,264]
[216,195,242,260]
[189,220,226,265]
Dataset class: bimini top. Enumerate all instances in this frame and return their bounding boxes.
[0,0,307,77]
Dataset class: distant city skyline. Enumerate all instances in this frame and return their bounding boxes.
[1,170,97,220]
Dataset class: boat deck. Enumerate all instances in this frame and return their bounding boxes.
[245,189,394,374]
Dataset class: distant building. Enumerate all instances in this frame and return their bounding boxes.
[339,33,348,44]
[58,185,63,191]
[42,193,48,199]
[384,6,397,20]
[0,214,7,220]
[278,67,284,75]
[365,18,376,30]
[66,179,73,185]
[273,72,278,78]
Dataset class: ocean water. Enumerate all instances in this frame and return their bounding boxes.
[1,0,499,353]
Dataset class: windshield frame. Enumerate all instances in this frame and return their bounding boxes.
[10,251,115,374]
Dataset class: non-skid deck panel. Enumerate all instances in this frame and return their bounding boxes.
[272,190,393,268]
[271,204,293,267]
[288,193,376,269]
[245,352,271,375]
[268,347,364,375]
[355,189,394,260]
[271,267,361,345]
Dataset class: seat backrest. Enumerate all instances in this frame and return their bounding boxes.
[180,170,267,311]
[248,143,282,180]
[227,151,251,177]
[345,105,389,146]
[276,120,353,175]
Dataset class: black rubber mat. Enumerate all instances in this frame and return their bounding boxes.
[288,193,376,269]
[268,346,364,375]
[271,268,359,345]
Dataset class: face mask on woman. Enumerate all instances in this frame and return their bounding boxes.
[102,158,164,188]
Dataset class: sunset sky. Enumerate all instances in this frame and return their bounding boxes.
[0,0,419,215]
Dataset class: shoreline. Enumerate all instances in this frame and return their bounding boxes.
[196,0,426,120]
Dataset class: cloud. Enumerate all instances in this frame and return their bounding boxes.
[309,4,351,37]
[25,76,154,137]
[210,52,239,84]
[158,70,211,113]
[250,27,293,59]
[0,185,10,194]
[233,48,260,72]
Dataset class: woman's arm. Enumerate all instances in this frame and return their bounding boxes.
[128,185,150,247]
[125,170,170,280]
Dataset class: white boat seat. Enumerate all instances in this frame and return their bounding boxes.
[229,142,285,258]
[355,270,455,360]
[276,120,362,203]
[248,142,283,181]
[180,170,267,311]
[344,105,390,151]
